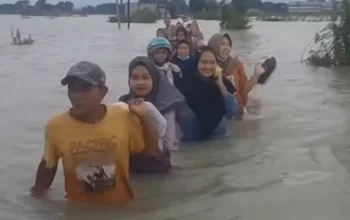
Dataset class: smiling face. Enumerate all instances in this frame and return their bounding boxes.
[197,50,217,78]
[129,65,153,97]
[177,42,190,58]
[218,36,231,60]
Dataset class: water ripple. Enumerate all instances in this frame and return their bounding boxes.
[0,16,349,219]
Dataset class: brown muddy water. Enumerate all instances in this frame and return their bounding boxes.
[1,15,350,220]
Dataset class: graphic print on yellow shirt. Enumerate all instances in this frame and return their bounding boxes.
[72,145,117,193]
[43,104,146,206]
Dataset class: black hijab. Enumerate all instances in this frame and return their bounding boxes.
[176,46,235,139]
[119,56,185,114]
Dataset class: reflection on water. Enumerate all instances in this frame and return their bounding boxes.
[0,16,350,219]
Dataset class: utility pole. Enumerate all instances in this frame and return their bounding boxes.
[156,0,159,20]
[116,0,121,29]
[127,0,130,29]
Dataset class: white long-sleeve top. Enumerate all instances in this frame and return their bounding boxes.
[111,101,167,151]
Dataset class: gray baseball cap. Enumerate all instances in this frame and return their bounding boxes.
[61,61,106,86]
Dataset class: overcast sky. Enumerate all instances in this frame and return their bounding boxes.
[0,0,294,8]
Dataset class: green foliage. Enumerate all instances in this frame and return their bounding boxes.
[304,0,350,66]
[194,9,221,20]
[129,8,156,23]
[167,0,188,18]
[192,0,220,20]
[231,0,249,13]
[261,16,284,21]
[220,3,251,30]
[332,0,350,65]
[189,0,206,13]
[0,0,290,16]
[189,0,219,14]
[109,8,156,23]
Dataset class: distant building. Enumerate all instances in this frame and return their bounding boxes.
[124,3,168,19]
[288,0,340,14]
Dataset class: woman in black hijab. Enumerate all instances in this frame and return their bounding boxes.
[176,46,238,141]
[119,56,186,173]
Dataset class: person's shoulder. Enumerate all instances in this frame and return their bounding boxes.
[144,101,156,109]
[46,111,71,130]
[170,62,181,71]
[108,102,130,118]
[171,56,180,64]
[170,63,183,77]
[228,56,244,75]
[233,56,244,67]
[108,102,140,124]
[189,56,197,64]
[109,101,155,114]
[110,102,129,110]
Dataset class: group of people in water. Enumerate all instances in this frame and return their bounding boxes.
[157,18,205,51]
[30,18,276,206]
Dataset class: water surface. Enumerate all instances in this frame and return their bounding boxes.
[1,16,350,220]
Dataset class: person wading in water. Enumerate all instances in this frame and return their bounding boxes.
[208,33,276,119]
[31,61,159,206]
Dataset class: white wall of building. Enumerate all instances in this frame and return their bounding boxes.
[288,1,340,13]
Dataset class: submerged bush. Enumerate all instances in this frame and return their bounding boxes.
[194,9,221,20]
[303,0,350,66]
[127,8,157,23]
[108,8,156,24]
[220,4,251,30]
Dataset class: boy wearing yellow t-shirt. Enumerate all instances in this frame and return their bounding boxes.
[31,61,159,206]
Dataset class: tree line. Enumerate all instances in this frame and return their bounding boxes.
[0,0,74,15]
[0,0,288,17]
[84,0,287,18]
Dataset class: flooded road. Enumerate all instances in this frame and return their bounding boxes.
[1,15,350,219]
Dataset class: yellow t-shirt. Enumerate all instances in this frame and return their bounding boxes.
[43,104,146,206]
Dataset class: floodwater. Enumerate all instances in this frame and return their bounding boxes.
[1,15,350,220]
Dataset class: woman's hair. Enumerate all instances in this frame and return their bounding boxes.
[177,40,190,49]
[192,20,199,28]
[176,26,188,39]
[156,28,164,36]
[193,46,218,68]
[195,46,218,62]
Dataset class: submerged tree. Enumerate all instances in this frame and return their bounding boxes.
[303,0,350,66]
[220,0,251,30]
